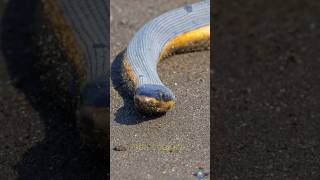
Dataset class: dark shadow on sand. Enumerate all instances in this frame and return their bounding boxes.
[1,0,107,179]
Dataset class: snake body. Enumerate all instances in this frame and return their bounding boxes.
[122,0,210,114]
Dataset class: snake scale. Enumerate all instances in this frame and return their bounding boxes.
[122,0,210,114]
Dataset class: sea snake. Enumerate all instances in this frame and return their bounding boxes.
[122,0,210,114]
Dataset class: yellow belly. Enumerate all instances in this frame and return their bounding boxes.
[123,25,211,88]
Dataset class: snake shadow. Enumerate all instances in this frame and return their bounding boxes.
[111,51,164,124]
[1,0,107,179]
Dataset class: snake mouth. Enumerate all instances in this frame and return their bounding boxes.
[77,105,109,145]
[134,95,175,114]
[134,84,176,114]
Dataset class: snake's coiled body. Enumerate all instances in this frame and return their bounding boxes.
[123,0,210,114]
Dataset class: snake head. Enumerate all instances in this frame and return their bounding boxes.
[77,77,108,145]
[134,84,176,115]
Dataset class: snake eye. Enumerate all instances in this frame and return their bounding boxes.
[158,91,164,100]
